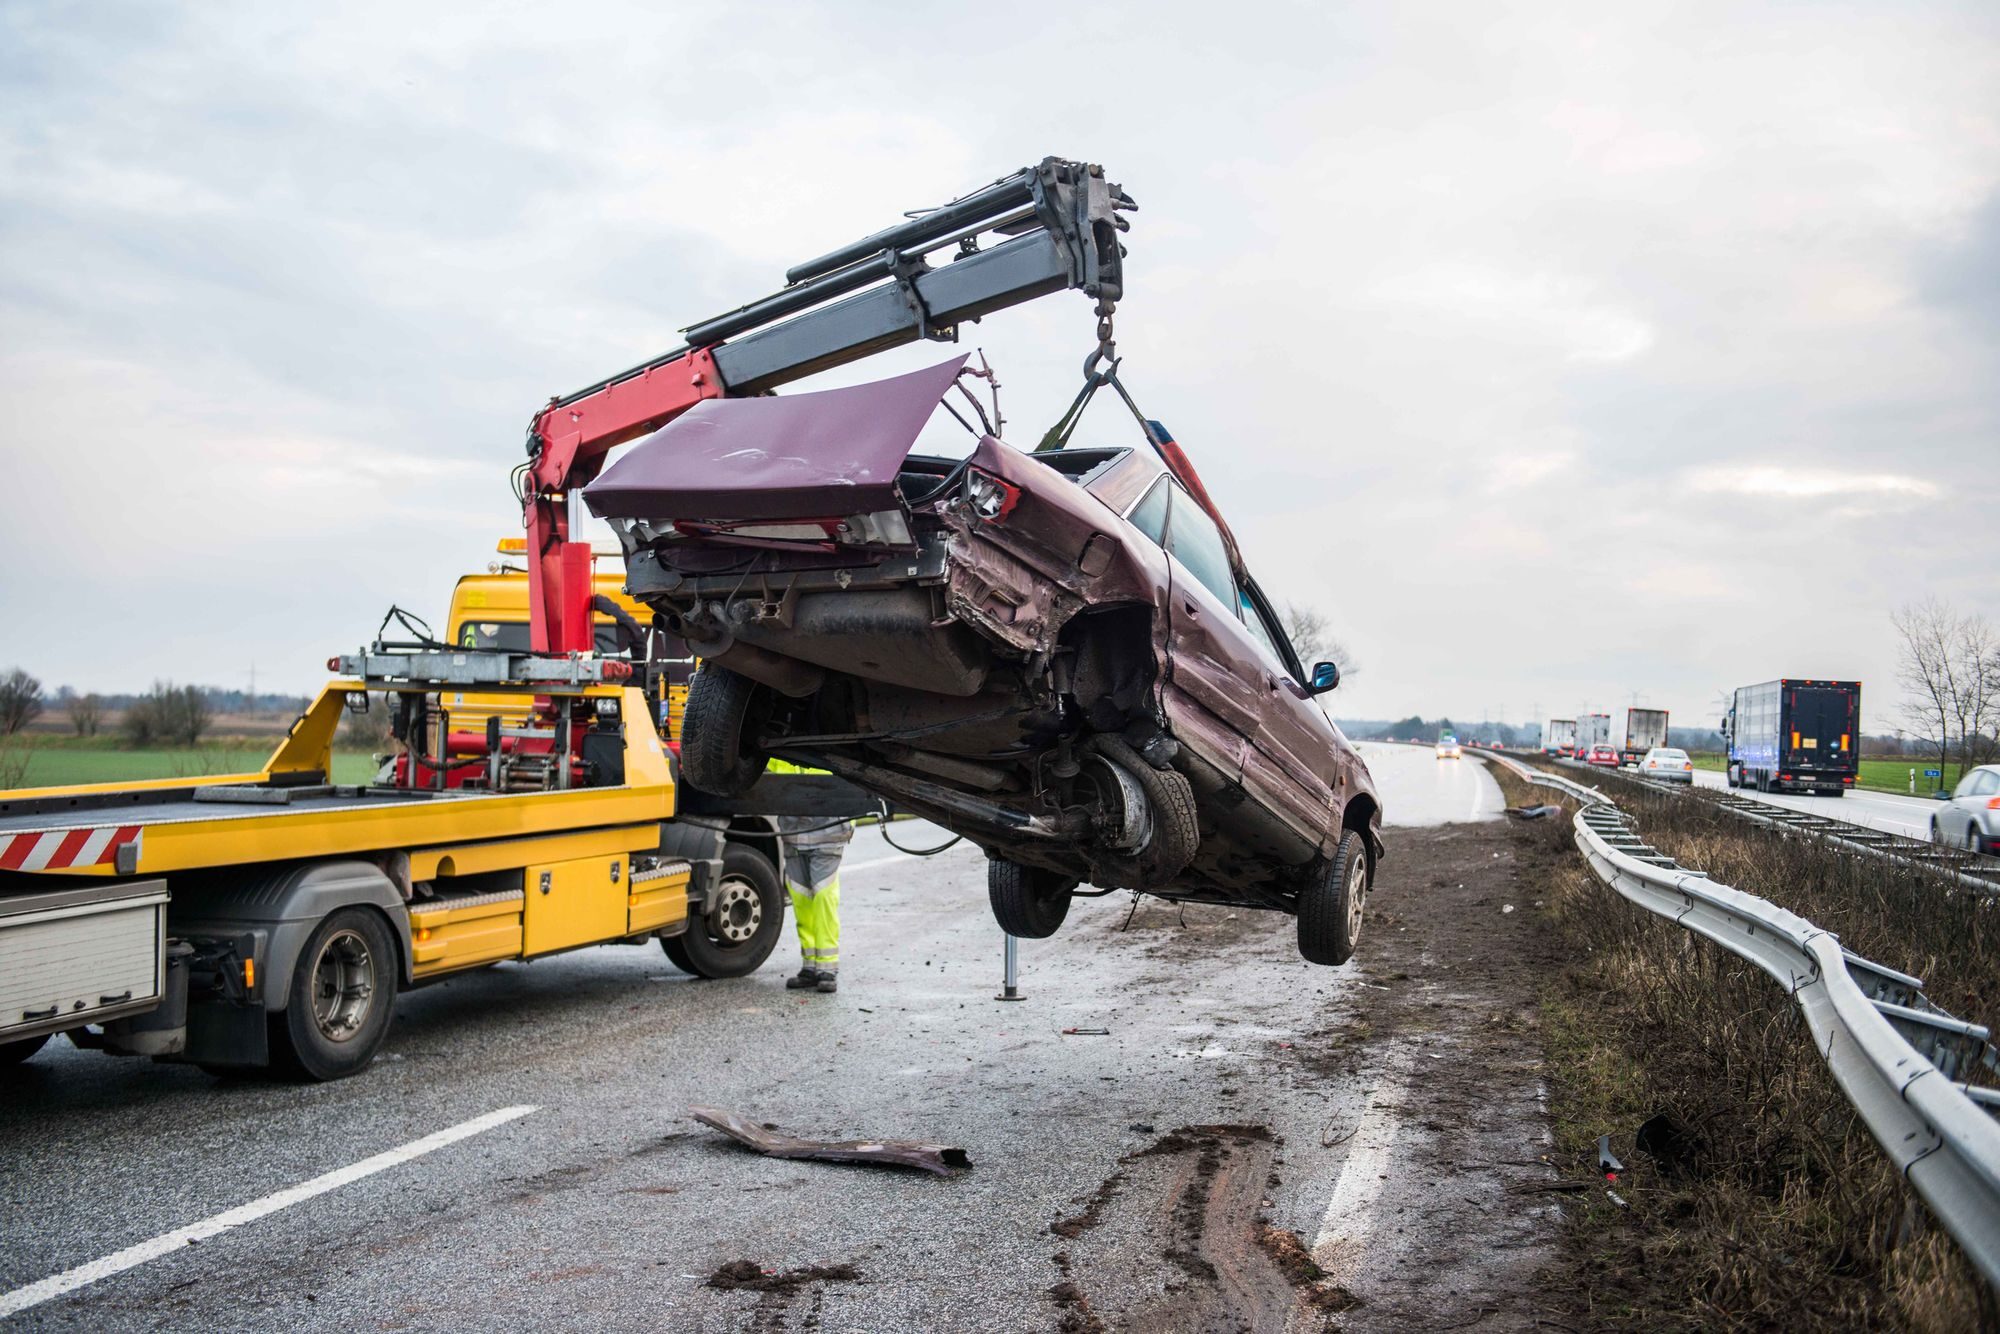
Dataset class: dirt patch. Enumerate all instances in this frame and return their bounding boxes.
[1046,1121,1347,1331]
[1051,1170,1128,1239]
[705,1259,862,1293]
[704,1259,865,1334]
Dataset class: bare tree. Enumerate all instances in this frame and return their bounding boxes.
[126,681,213,748]
[67,692,102,737]
[1892,599,1998,786]
[1281,602,1358,676]
[0,668,43,735]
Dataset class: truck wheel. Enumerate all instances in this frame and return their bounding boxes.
[661,844,784,979]
[681,667,772,797]
[988,859,1075,939]
[1298,831,1369,966]
[271,907,397,1082]
[0,1033,50,1066]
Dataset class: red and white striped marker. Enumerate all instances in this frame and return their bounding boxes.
[0,825,141,872]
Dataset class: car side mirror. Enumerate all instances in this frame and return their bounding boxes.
[1307,661,1340,695]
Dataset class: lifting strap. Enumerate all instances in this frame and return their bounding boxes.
[1035,350,1166,455]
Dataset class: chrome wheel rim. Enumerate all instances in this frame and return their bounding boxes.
[712,877,763,944]
[311,929,374,1043]
[1344,855,1368,940]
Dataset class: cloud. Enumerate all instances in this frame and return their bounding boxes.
[1683,465,1940,502]
[0,0,1994,729]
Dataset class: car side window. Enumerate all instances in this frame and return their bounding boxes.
[1126,477,1170,546]
[1163,486,1236,607]
[1970,771,2000,798]
[1237,586,1287,666]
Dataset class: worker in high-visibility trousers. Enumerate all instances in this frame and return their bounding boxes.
[769,762,854,994]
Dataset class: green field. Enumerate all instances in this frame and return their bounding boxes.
[1686,751,1966,796]
[6,737,377,790]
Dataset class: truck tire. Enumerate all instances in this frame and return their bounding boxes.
[988,859,1075,939]
[270,906,398,1082]
[1298,831,1369,966]
[0,1033,50,1066]
[661,844,784,979]
[681,667,772,797]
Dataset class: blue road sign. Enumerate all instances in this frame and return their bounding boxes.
[1925,768,1942,777]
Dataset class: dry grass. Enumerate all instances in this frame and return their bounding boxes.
[1483,761,1997,1331]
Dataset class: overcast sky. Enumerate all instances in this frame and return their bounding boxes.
[3,1,1995,732]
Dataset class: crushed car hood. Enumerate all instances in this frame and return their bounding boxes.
[584,354,969,522]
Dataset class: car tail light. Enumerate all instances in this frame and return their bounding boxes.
[1987,797,2000,811]
[1683,762,1693,770]
[965,468,1020,521]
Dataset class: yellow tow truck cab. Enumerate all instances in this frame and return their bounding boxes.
[443,542,691,742]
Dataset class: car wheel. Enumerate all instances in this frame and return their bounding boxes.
[988,858,1076,939]
[270,907,398,1082]
[680,666,773,797]
[0,1032,51,1067]
[1299,831,1369,966]
[1090,736,1200,885]
[662,844,785,979]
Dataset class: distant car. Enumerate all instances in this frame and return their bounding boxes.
[1640,747,1695,784]
[1436,737,1462,760]
[1585,744,1619,768]
[1932,765,2000,855]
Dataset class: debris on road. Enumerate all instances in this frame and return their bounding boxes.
[705,1259,863,1293]
[690,1106,970,1176]
[1597,1133,1625,1180]
[1506,804,1564,819]
[1063,1027,1111,1036]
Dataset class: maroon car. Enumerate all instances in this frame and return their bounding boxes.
[584,357,1383,964]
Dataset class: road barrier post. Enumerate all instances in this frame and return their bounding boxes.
[995,933,1025,1002]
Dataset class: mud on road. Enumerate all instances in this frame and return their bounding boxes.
[1036,819,1568,1333]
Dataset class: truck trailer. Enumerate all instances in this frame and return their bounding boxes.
[1543,719,1577,757]
[1721,679,1861,795]
[1573,713,1611,760]
[1620,708,1669,767]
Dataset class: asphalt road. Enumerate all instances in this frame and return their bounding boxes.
[1686,767,1941,840]
[1,749,1542,1332]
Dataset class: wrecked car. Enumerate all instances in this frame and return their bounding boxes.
[583,356,1382,964]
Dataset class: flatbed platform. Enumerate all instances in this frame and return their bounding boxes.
[0,683,676,878]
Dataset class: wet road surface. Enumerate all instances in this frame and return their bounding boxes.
[2,759,1558,1331]
[1688,766,1942,840]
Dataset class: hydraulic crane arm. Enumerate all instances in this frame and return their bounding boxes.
[521,158,1135,654]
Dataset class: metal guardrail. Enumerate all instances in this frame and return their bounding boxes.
[1467,747,2000,1285]
[1551,757,2000,895]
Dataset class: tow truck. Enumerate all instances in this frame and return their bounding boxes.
[0,157,1135,1080]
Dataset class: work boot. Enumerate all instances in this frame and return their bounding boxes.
[815,972,839,994]
[785,968,822,990]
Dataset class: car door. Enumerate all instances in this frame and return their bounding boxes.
[1157,487,1332,845]
[1235,575,1344,819]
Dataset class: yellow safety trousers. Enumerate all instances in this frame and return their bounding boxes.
[789,876,841,972]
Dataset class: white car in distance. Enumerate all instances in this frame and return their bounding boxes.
[1640,747,1695,784]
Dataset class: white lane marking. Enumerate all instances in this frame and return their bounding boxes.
[0,1104,538,1317]
[1312,1043,1419,1271]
